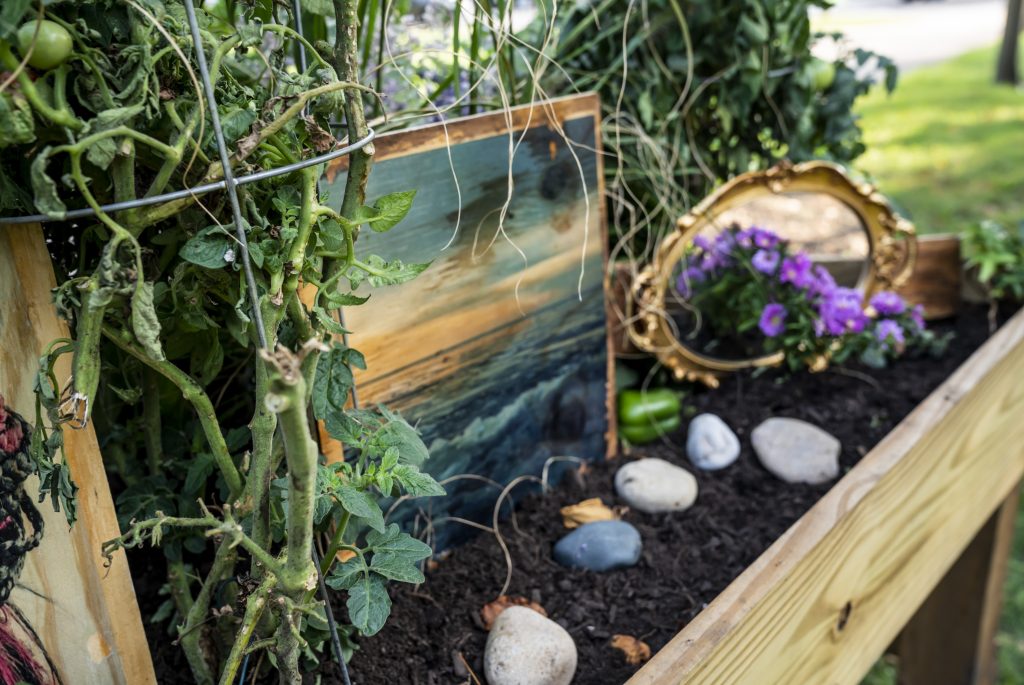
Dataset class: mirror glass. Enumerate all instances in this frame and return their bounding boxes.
[664,192,872,362]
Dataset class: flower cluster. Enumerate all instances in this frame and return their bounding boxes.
[676,225,947,370]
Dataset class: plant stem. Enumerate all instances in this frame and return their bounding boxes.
[142,368,163,475]
[179,540,235,685]
[218,573,276,685]
[103,326,244,499]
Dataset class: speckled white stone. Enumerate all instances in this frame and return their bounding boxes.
[686,413,740,471]
[752,417,841,485]
[614,457,698,513]
[484,606,577,685]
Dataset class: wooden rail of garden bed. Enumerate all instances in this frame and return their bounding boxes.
[630,307,1024,685]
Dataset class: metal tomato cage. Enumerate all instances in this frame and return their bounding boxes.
[1,2,366,682]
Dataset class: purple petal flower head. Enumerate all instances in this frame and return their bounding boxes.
[751,227,780,249]
[870,291,907,316]
[735,228,756,248]
[875,319,906,351]
[713,230,736,253]
[910,303,926,330]
[751,249,780,274]
[807,265,837,300]
[819,287,868,335]
[759,303,787,338]
[779,252,814,289]
[676,266,705,298]
[693,235,714,253]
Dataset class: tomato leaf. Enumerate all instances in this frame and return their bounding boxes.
[335,483,385,533]
[366,524,432,584]
[131,282,165,361]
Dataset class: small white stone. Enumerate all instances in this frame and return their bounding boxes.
[686,413,740,471]
[614,457,698,513]
[752,417,841,485]
[484,606,577,685]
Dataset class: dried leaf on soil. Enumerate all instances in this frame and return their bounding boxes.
[610,634,651,665]
[560,497,618,529]
[480,595,547,630]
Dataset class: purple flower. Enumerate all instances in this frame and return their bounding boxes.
[735,228,755,248]
[759,303,787,338]
[693,235,714,252]
[779,252,814,289]
[910,303,926,330]
[807,265,837,299]
[751,227,780,249]
[751,249,780,274]
[870,291,907,316]
[875,319,906,350]
[676,266,705,298]
[818,287,868,335]
[713,230,736,253]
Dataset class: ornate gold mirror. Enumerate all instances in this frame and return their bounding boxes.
[626,161,917,387]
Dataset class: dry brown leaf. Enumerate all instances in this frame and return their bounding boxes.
[480,595,547,630]
[560,497,618,529]
[336,549,356,563]
[610,634,651,665]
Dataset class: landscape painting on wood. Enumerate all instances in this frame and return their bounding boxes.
[322,94,612,544]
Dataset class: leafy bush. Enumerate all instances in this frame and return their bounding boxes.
[1,1,442,682]
[536,0,897,249]
[964,220,1024,302]
[679,225,947,369]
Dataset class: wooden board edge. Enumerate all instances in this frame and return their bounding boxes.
[628,306,1024,684]
[8,224,157,684]
[324,92,602,180]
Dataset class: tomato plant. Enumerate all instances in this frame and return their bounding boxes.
[0,1,442,683]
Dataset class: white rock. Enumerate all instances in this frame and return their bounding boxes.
[484,606,577,685]
[752,417,841,485]
[686,413,740,471]
[614,457,698,513]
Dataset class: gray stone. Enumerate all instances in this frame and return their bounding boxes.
[484,606,577,685]
[552,520,642,572]
[752,417,841,485]
[686,413,740,471]
[614,457,698,513]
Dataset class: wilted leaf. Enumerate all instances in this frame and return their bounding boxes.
[610,634,651,665]
[131,282,165,361]
[480,595,547,631]
[559,497,617,529]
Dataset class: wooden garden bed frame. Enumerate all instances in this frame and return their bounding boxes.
[630,306,1024,685]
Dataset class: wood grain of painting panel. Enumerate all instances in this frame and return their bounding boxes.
[321,95,610,543]
[630,308,1024,685]
[0,224,156,684]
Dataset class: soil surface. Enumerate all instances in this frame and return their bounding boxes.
[342,305,1001,685]
[137,304,1008,684]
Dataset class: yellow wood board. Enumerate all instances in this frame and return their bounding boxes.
[630,307,1024,685]
[0,224,156,684]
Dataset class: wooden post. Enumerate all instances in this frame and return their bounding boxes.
[898,483,1021,685]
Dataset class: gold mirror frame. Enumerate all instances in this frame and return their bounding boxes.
[626,160,917,388]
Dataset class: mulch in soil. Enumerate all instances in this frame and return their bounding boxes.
[341,305,1003,685]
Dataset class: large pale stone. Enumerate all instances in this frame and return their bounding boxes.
[686,413,740,470]
[484,606,577,685]
[752,417,841,485]
[614,457,698,513]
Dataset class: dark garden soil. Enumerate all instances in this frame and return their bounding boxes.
[137,304,1010,685]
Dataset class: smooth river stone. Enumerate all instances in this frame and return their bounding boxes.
[552,520,642,572]
[484,606,578,685]
[752,417,841,485]
[686,413,740,470]
[614,457,698,513]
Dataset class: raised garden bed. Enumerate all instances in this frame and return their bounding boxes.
[330,303,1024,685]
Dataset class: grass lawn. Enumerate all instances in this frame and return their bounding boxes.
[852,38,1024,685]
[856,40,1024,235]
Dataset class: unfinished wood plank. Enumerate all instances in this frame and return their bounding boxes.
[0,224,156,683]
[320,95,612,546]
[630,307,1024,685]
[897,483,1020,685]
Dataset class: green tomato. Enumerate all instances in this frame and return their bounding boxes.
[17,20,73,71]
[618,414,682,445]
[617,388,681,426]
[808,58,836,92]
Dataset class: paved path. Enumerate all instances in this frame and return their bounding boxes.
[812,0,1009,71]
